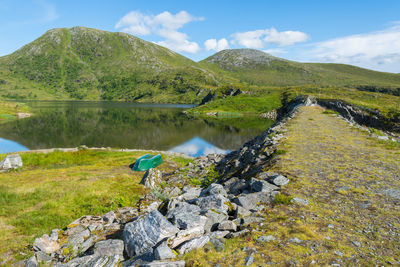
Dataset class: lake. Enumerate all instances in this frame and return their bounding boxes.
[0,101,274,157]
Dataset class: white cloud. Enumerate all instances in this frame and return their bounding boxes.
[306,23,400,72]
[264,28,309,46]
[115,10,202,53]
[263,48,287,55]
[231,28,308,49]
[204,38,229,51]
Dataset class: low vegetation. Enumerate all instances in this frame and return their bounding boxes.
[0,101,30,123]
[0,149,190,261]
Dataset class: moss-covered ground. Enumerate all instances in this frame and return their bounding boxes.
[181,106,399,266]
[0,149,191,263]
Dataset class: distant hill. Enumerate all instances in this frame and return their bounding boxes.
[200,49,400,92]
[0,28,399,103]
[0,26,218,102]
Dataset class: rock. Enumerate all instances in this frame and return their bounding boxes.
[123,210,179,258]
[385,189,400,200]
[140,168,162,189]
[166,202,201,222]
[288,237,303,244]
[153,241,176,260]
[174,213,207,231]
[208,231,230,239]
[291,198,309,205]
[34,251,52,264]
[257,235,275,243]
[224,177,248,195]
[0,154,22,170]
[241,216,265,227]
[167,187,181,198]
[200,183,228,197]
[249,178,279,193]
[202,210,229,233]
[170,215,207,247]
[195,194,231,214]
[245,253,254,266]
[94,239,124,256]
[210,237,224,252]
[33,234,60,254]
[80,236,97,255]
[351,240,361,247]
[266,174,289,186]
[56,255,121,267]
[178,235,210,254]
[103,211,116,223]
[177,186,201,201]
[218,220,237,232]
[67,229,90,251]
[116,207,138,224]
[227,229,250,238]
[26,256,38,267]
[140,260,186,267]
[50,229,59,241]
[233,192,273,210]
[235,206,252,218]
[67,216,103,229]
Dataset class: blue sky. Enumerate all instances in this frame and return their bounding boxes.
[0,0,399,72]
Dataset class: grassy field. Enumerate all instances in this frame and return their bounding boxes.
[0,101,30,123]
[0,149,192,262]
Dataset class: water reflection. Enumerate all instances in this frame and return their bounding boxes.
[169,137,229,157]
[0,101,274,156]
[0,138,29,153]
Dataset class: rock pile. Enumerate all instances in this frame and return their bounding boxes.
[27,170,290,266]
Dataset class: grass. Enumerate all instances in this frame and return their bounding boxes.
[188,90,282,116]
[0,149,190,262]
[0,101,30,123]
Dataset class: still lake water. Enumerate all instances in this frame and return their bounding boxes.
[0,101,273,157]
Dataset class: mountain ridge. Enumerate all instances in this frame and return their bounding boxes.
[0,26,399,102]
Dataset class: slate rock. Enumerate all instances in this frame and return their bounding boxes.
[200,183,228,197]
[0,154,22,170]
[235,206,252,218]
[94,239,124,257]
[233,192,273,210]
[210,237,224,252]
[224,177,248,195]
[268,174,289,186]
[245,253,254,266]
[123,210,179,258]
[26,256,38,267]
[249,178,279,193]
[195,194,231,214]
[33,234,60,254]
[177,186,201,201]
[140,260,186,267]
[218,220,237,232]
[103,211,116,223]
[116,207,138,224]
[178,235,210,254]
[56,254,121,267]
[170,215,207,248]
[202,210,229,233]
[140,168,162,189]
[34,251,52,264]
[153,241,176,260]
[166,202,201,222]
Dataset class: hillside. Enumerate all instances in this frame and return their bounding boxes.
[200,49,400,90]
[0,27,218,103]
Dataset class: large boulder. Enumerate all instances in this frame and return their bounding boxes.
[0,154,22,170]
[123,210,179,258]
[153,241,176,260]
[170,214,207,248]
[178,236,210,254]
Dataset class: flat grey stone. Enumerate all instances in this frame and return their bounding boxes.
[34,251,52,264]
[0,154,22,170]
[202,210,229,233]
[233,192,273,210]
[178,235,210,254]
[26,256,38,267]
[195,194,231,214]
[249,178,279,193]
[94,239,124,256]
[33,234,60,254]
[200,183,228,197]
[140,260,186,267]
[218,220,237,232]
[123,210,179,258]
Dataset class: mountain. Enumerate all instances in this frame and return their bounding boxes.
[0,26,218,102]
[0,28,399,103]
[200,49,400,92]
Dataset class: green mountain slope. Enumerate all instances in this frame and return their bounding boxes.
[0,26,218,102]
[199,49,400,90]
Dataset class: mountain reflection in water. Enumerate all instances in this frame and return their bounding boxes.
[0,101,273,156]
